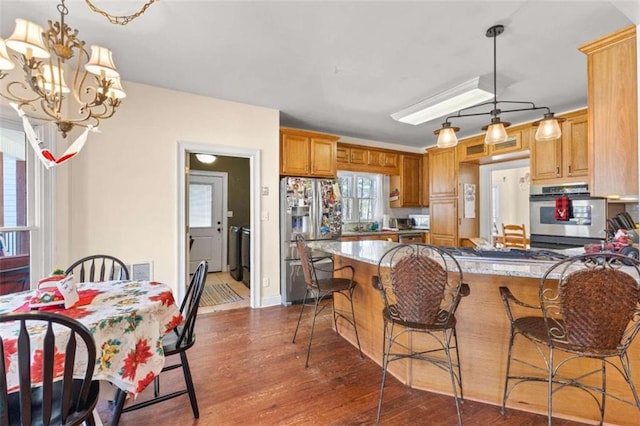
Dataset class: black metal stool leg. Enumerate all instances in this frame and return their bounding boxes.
[292,289,309,343]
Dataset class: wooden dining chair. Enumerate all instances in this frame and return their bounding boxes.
[0,311,101,426]
[110,260,209,425]
[502,224,527,249]
[65,254,130,282]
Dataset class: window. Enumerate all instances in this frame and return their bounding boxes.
[0,116,54,294]
[338,171,381,223]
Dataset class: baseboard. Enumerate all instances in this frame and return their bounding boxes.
[260,294,282,307]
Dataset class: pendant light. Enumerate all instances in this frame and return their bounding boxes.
[434,24,563,147]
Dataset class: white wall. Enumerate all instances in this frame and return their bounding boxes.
[56,81,280,301]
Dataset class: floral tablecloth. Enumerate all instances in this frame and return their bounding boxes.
[0,280,182,397]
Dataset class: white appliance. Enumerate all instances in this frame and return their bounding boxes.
[408,214,430,230]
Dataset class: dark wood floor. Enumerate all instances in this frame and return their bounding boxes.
[97,305,586,425]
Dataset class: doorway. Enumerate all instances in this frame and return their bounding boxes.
[188,172,226,273]
[479,159,530,242]
[178,142,261,309]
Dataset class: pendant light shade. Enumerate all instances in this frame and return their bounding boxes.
[482,117,510,145]
[434,123,460,148]
[534,113,564,141]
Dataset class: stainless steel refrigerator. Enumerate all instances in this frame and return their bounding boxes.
[280,177,342,304]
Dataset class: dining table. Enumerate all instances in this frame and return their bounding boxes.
[0,280,183,401]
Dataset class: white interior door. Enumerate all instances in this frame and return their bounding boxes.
[189,174,224,273]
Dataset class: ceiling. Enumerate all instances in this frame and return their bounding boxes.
[1,1,638,149]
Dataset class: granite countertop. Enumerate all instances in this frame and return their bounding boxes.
[308,240,560,279]
[341,229,429,236]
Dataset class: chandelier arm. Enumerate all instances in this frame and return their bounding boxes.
[444,102,552,122]
[84,0,159,25]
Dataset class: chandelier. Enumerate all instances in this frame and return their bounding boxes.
[434,25,563,148]
[0,0,126,140]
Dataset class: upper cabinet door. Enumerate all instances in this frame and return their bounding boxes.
[429,147,457,198]
[281,133,310,176]
[563,114,589,178]
[580,25,637,197]
[280,128,339,178]
[310,138,337,177]
[530,131,562,181]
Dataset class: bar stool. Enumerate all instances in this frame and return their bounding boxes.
[292,234,363,367]
[500,252,640,425]
[374,244,470,425]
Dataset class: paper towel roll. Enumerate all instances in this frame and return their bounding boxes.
[382,214,390,229]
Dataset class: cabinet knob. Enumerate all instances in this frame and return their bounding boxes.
[568,165,572,175]
[556,167,560,175]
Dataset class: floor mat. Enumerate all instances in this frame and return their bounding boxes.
[200,283,244,306]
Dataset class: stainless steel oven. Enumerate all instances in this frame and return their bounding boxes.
[529,184,607,248]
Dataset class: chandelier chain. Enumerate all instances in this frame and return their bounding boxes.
[84,0,159,25]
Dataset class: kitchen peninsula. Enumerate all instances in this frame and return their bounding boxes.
[308,240,640,425]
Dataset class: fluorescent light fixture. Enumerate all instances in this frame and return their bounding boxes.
[391,76,495,125]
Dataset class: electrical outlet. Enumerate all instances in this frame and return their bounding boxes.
[262,277,269,287]
[261,211,269,221]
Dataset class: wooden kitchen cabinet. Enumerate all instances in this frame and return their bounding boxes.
[336,143,400,175]
[530,109,588,184]
[368,150,399,171]
[341,233,398,242]
[580,25,637,197]
[421,153,429,206]
[429,147,457,198]
[390,154,422,207]
[488,129,525,156]
[429,198,457,247]
[280,128,339,178]
[457,135,488,162]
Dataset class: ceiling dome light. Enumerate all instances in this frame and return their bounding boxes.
[196,154,217,164]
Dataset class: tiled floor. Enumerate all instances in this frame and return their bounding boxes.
[198,271,250,314]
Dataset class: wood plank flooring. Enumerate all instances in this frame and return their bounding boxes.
[96,304,586,425]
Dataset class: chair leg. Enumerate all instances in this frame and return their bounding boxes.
[292,289,309,344]
[599,360,606,426]
[376,321,392,426]
[348,288,363,359]
[180,351,200,418]
[443,329,463,426]
[451,326,463,400]
[110,389,127,426]
[620,353,640,407]
[153,375,160,398]
[547,348,554,426]
[500,326,517,415]
[304,292,321,368]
